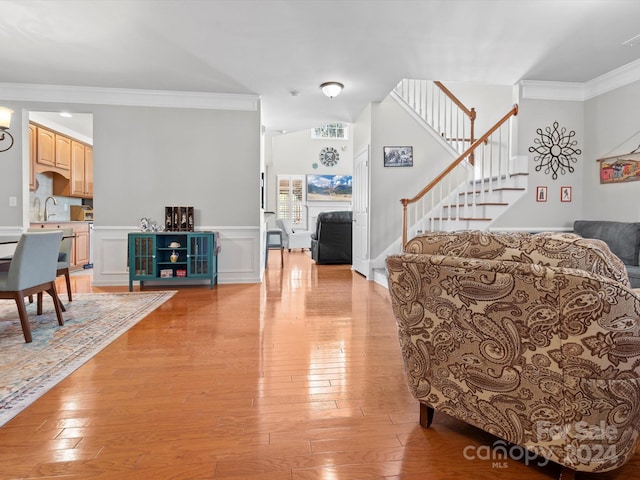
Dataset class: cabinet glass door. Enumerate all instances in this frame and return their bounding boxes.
[188,234,212,277]
[132,234,155,278]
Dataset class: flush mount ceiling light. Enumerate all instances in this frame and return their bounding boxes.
[320,82,344,98]
[0,106,14,153]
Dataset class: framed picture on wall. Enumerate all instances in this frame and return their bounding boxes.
[384,146,413,167]
[536,186,548,202]
[306,174,353,201]
[561,186,572,202]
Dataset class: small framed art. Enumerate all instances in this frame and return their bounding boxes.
[561,186,572,202]
[384,146,413,167]
[536,186,547,202]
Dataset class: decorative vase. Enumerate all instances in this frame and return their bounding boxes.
[170,251,179,263]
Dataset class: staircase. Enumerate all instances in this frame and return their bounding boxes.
[374,80,525,288]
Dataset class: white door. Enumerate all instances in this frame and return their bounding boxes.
[352,146,370,277]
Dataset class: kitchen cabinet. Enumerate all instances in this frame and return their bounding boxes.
[85,146,93,196]
[29,124,36,191]
[34,125,70,176]
[73,222,90,266]
[35,126,55,167]
[29,222,91,272]
[51,139,93,198]
[55,134,71,170]
[68,141,93,197]
[128,232,218,291]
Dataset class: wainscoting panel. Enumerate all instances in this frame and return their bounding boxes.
[91,226,262,287]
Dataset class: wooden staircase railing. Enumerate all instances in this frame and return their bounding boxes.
[401,104,519,248]
[394,79,476,159]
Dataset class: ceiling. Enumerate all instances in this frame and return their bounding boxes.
[2,0,640,135]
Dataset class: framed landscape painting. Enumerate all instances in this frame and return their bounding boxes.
[307,175,352,202]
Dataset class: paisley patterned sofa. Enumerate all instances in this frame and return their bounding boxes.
[386,231,640,478]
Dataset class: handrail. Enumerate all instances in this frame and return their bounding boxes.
[434,81,475,118]
[434,81,476,164]
[401,104,519,247]
[394,80,477,158]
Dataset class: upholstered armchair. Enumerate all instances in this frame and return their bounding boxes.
[276,219,311,251]
[386,231,640,478]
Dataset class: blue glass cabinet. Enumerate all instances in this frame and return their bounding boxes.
[128,231,218,291]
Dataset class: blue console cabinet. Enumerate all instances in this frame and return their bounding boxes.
[128,231,218,291]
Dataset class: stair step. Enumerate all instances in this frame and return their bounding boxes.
[469,172,529,184]
[442,202,508,209]
[460,187,525,196]
[373,267,388,289]
[430,217,492,221]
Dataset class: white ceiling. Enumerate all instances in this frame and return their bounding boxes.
[2,0,640,135]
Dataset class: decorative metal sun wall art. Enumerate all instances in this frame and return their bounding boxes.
[529,121,582,180]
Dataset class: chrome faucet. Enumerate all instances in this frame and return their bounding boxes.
[44,196,58,221]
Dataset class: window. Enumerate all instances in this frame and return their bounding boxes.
[311,122,349,139]
[277,175,305,227]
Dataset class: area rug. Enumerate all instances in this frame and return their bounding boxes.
[0,291,176,427]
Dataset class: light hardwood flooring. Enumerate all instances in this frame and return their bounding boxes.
[0,252,638,479]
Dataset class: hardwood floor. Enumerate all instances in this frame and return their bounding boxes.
[0,252,638,479]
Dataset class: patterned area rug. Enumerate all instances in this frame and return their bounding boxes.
[0,291,175,427]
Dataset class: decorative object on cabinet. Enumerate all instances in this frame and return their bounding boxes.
[319,146,339,166]
[383,146,413,167]
[306,175,352,202]
[164,206,194,231]
[536,185,547,202]
[597,145,640,184]
[139,217,150,232]
[529,120,582,180]
[128,231,218,291]
[0,106,14,152]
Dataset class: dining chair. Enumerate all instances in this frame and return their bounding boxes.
[28,227,74,303]
[0,231,64,343]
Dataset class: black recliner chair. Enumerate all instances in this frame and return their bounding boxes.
[310,211,352,264]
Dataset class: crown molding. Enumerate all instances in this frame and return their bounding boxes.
[0,83,259,111]
[519,80,586,101]
[584,57,640,99]
[520,57,640,102]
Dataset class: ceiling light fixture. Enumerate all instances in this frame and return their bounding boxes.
[320,82,344,98]
[59,111,73,118]
[0,106,14,153]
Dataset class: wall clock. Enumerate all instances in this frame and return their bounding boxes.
[319,146,339,166]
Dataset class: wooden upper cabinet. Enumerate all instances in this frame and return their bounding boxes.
[34,125,71,175]
[33,121,93,199]
[55,134,71,170]
[85,146,94,196]
[70,141,86,196]
[29,124,37,191]
[36,127,55,167]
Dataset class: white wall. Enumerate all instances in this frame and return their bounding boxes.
[492,92,585,230]
[0,95,263,285]
[583,79,640,221]
[269,128,353,231]
[368,95,457,258]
